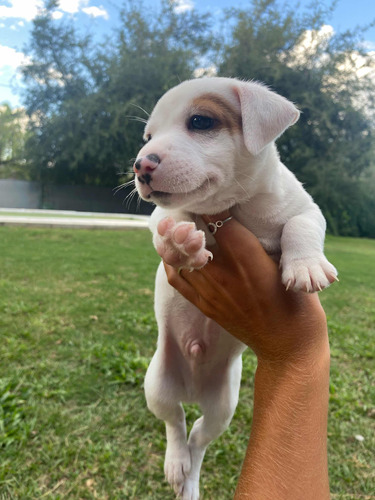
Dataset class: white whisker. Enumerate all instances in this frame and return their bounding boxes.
[237,172,256,182]
[126,115,148,125]
[136,194,144,212]
[124,187,139,210]
[234,177,251,199]
[113,178,135,196]
[130,103,150,117]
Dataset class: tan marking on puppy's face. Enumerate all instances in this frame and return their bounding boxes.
[191,93,242,135]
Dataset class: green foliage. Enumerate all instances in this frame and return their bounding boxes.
[217,0,375,237]
[90,340,151,386]
[22,0,216,187]
[0,104,30,179]
[20,0,375,236]
[0,379,34,448]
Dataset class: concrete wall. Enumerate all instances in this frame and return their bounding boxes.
[0,179,41,209]
[0,179,153,215]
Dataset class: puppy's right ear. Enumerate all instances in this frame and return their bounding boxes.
[234,81,300,156]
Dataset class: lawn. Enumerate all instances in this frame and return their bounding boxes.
[0,227,374,499]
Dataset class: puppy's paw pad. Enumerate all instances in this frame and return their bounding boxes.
[157,216,175,237]
[155,218,211,270]
[173,223,196,245]
[282,256,338,293]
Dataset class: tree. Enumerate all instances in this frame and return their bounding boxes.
[218,0,375,236]
[0,104,30,179]
[21,0,101,184]
[22,0,216,187]
[20,0,375,236]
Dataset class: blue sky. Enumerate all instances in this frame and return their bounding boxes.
[1,0,375,108]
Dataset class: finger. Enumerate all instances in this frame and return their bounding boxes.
[164,263,238,327]
[163,262,208,308]
[181,260,225,291]
[164,261,231,312]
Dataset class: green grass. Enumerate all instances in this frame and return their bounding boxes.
[0,228,374,499]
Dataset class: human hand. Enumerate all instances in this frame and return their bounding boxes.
[164,213,330,498]
[163,212,328,364]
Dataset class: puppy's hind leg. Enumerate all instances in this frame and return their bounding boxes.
[181,357,243,500]
[144,351,191,496]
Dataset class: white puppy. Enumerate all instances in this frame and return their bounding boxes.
[133,77,337,499]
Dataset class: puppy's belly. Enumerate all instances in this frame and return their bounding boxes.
[155,266,245,361]
[161,291,242,353]
[158,295,244,402]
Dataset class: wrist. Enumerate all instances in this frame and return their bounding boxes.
[237,337,330,500]
[252,293,329,366]
[253,326,330,428]
[256,329,330,375]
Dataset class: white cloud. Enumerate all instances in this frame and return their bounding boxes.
[362,40,375,51]
[51,11,64,20]
[0,45,28,68]
[57,0,88,15]
[284,25,375,120]
[194,66,217,78]
[286,25,334,68]
[171,0,194,14]
[0,0,43,22]
[291,25,375,81]
[49,1,110,21]
[82,6,109,19]
[0,0,109,23]
[9,20,26,30]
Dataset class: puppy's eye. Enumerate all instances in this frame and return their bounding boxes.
[189,115,215,131]
[144,134,152,143]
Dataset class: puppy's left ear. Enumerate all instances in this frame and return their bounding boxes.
[234,81,300,156]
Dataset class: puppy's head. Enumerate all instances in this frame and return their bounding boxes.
[133,77,299,214]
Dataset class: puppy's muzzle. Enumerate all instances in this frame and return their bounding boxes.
[133,154,160,185]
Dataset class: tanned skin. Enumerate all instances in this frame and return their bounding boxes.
[164,212,330,500]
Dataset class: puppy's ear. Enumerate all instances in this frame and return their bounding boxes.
[234,81,300,156]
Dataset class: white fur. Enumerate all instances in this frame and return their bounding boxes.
[133,77,337,499]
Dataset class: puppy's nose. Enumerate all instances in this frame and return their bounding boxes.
[133,154,161,175]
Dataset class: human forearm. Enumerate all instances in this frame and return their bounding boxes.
[163,214,332,499]
[235,340,330,500]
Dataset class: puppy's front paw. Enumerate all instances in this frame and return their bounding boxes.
[155,217,212,270]
[281,255,338,293]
